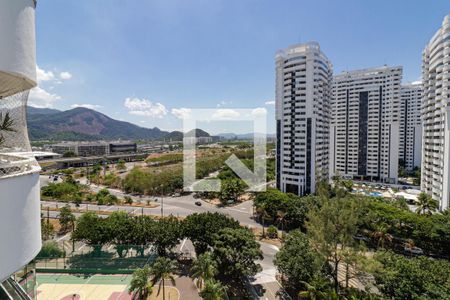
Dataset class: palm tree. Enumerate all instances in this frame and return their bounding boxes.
[191,252,217,289]
[371,223,393,249]
[298,279,328,300]
[151,257,177,300]
[199,279,226,300]
[0,112,15,146]
[415,192,438,215]
[129,265,153,300]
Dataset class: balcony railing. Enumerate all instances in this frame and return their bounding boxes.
[0,154,40,178]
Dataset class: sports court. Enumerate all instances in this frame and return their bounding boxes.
[36,273,186,300]
[36,274,132,300]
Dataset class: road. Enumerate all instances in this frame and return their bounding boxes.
[40,175,285,299]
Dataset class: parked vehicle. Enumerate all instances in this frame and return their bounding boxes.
[404,245,424,255]
[195,201,202,206]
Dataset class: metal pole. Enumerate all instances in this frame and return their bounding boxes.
[160,185,164,217]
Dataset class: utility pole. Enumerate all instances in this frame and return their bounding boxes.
[160,184,164,217]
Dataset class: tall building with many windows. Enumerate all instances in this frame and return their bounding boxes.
[329,66,402,183]
[399,83,423,172]
[421,14,450,211]
[275,42,332,196]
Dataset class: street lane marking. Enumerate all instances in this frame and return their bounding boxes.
[56,233,70,242]
[180,238,187,251]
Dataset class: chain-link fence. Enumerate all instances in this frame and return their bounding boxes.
[35,244,157,274]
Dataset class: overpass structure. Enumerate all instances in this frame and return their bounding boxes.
[39,152,150,170]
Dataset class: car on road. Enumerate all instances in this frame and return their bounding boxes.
[353,234,370,243]
[195,201,202,206]
[404,245,424,255]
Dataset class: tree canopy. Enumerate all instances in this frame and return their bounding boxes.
[212,227,263,279]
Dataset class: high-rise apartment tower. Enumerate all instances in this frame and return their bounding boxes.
[421,14,450,211]
[329,66,402,183]
[275,42,332,195]
[399,83,423,172]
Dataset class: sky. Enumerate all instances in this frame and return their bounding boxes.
[32,0,449,134]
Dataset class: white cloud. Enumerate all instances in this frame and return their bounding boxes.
[212,109,240,120]
[36,65,55,82]
[71,104,102,110]
[216,100,233,107]
[60,71,72,80]
[124,97,168,118]
[251,107,267,117]
[265,100,275,106]
[171,108,192,119]
[28,86,61,108]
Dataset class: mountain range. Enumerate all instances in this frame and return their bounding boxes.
[26,106,210,141]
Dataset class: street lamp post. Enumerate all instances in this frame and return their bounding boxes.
[160,184,164,217]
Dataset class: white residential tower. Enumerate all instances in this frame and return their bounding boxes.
[275,42,332,196]
[421,14,450,211]
[329,66,402,183]
[399,83,423,172]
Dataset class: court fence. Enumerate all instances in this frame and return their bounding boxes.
[35,244,156,275]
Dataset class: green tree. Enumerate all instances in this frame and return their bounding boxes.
[58,204,75,233]
[253,189,312,230]
[267,225,278,239]
[63,151,76,158]
[124,195,133,205]
[41,219,55,240]
[131,215,156,256]
[306,196,366,294]
[212,228,263,279]
[297,276,330,300]
[108,211,134,257]
[72,211,111,253]
[374,251,450,299]
[152,216,182,256]
[415,192,438,215]
[150,257,177,300]
[199,279,227,300]
[370,223,393,249]
[363,199,450,256]
[116,159,126,171]
[95,188,111,205]
[183,212,240,254]
[129,265,153,300]
[191,252,218,289]
[275,230,324,293]
[219,178,245,204]
[37,241,64,258]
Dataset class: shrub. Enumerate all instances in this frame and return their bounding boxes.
[124,196,133,205]
[267,225,278,239]
[38,241,64,258]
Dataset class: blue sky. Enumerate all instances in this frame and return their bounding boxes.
[32,0,449,134]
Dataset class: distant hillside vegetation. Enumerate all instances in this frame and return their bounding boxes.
[27,107,168,141]
[26,106,212,141]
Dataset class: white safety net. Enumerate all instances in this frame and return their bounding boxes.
[0,91,39,178]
